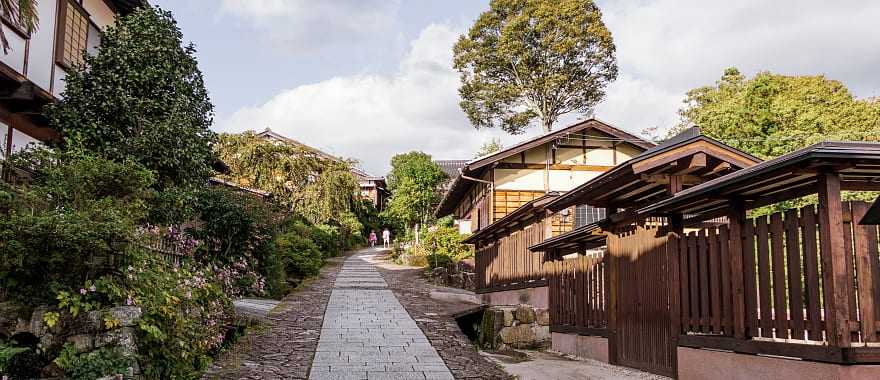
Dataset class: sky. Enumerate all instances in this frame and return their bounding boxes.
[154,0,880,176]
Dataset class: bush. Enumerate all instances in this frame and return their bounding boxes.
[55,344,134,380]
[0,148,153,304]
[275,227,324,280]
[425,254,455,270]
[422,225,473,262]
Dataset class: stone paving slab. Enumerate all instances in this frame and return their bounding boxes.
[309,253,454,380]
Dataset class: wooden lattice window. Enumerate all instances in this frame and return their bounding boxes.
[55,0,90,68]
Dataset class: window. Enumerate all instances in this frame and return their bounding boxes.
[1,1,31,37]
[55,0,90,68]
[575,205,606,228]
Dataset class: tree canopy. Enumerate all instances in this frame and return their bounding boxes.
[215,132,361,228]
[383,152,447,229]
[453,0,617,134]
[474,138,504,158]
[677,67,880,159]
[46,6,217,188]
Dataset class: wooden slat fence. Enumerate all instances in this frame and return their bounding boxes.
[139,233,192,267]
[547,251,607,334]
[475,222,546,292]
[679,201,880,345]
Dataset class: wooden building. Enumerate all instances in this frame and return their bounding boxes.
[435,119,653,234]
[530,139,880,379]
[0,0,145,172]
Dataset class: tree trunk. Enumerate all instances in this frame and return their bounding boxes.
[542,117,553,133]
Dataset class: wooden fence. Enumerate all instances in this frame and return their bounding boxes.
[547,252,608,335]
[475,222,546,292]
[678,201,880,345]
[139,234,192,267]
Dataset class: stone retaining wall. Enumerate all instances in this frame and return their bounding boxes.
[479,304,550,350]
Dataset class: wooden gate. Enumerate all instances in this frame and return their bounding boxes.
[609,225,677,377]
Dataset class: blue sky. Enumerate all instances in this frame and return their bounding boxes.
[155,1,880,175]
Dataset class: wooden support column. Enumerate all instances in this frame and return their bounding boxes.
[728,200,748,339]
[669,214,684,340]
[607,233,619,364]
[817,172,851,347]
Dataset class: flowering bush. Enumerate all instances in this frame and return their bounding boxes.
[213,257,266,298]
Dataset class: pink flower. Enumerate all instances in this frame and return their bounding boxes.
[126,295,134,306]
[89,285,96,292]
[79,288,87,295]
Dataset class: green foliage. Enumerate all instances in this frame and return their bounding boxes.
[0,344,30,374]
[677,67,880,159]
[121,254,234,379]
[275,221,325,279]
[46,6,217,188]
[54,344,134,380]
[423,225,474,264]
[474,138,504,158]
[215,132,359,223]
[454,0,617,133]
[190,187,276,264]
[383,152,447,229]
[0,148,153,304]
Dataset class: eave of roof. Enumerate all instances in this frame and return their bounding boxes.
[639,141,880,217]
[544,132,762,212]
[528,222,605,252]
[109,0,147,15]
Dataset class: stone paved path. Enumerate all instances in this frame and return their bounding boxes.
[309,252,455,380]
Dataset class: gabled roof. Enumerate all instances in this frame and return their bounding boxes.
[544,127,762,212]
[435,119,653,217]
[467,118,654,171]
[209,178,272,199]
[257,128,339,162]
[434,160,468,179]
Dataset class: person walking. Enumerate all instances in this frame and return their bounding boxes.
[382,228,391,249]
[368,230,377,248]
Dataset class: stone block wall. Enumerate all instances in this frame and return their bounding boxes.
[479,304,550,350]
[1,304,142,379]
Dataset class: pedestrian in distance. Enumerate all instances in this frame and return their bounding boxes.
[368,230,377,248]
[382,228,391,249]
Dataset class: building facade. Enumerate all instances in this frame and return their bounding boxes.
[0,0,143,164]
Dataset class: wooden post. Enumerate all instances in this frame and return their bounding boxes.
[607,233,619,364]
[728,200,748,339]
[817,172,851,347]
[669,214,684,339]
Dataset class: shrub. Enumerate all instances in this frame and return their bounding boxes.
[422,225,473,262]
[275,228,324,280]
[54,344,134,380]
[0,148,153,304]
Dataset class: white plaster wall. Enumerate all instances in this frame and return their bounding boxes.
[83,0,115,30]
[0,30,27,73]
[27,0,59,92]
[11,127,41,152]
[495,168,603,192]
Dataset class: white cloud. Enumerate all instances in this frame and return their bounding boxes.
[218,0,401,52]
[216,23,511,176]
[593,0,880,136]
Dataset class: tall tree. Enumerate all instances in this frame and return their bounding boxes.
[474,138,503,158]
[454,0,617,134]
[0,0,38,53]
[46,7,217,188]
[383,152,447,229]
[677,67,880,159]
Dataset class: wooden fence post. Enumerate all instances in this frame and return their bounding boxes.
[817,172,851,347]
[728,200,747,339]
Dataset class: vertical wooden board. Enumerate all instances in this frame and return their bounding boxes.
[699,230,710,333]
[688,233,700,329]
[800,206,823,340]
[842,202,859,337]
[743,219,759,336]
[709,228,722,333]
[770,212,789,339]
[669,234,682,336]
[679,233,691,333]
[756,215,773,338]
[852,202,877,342]
[720,226,733,335]
[784,208,805,340]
